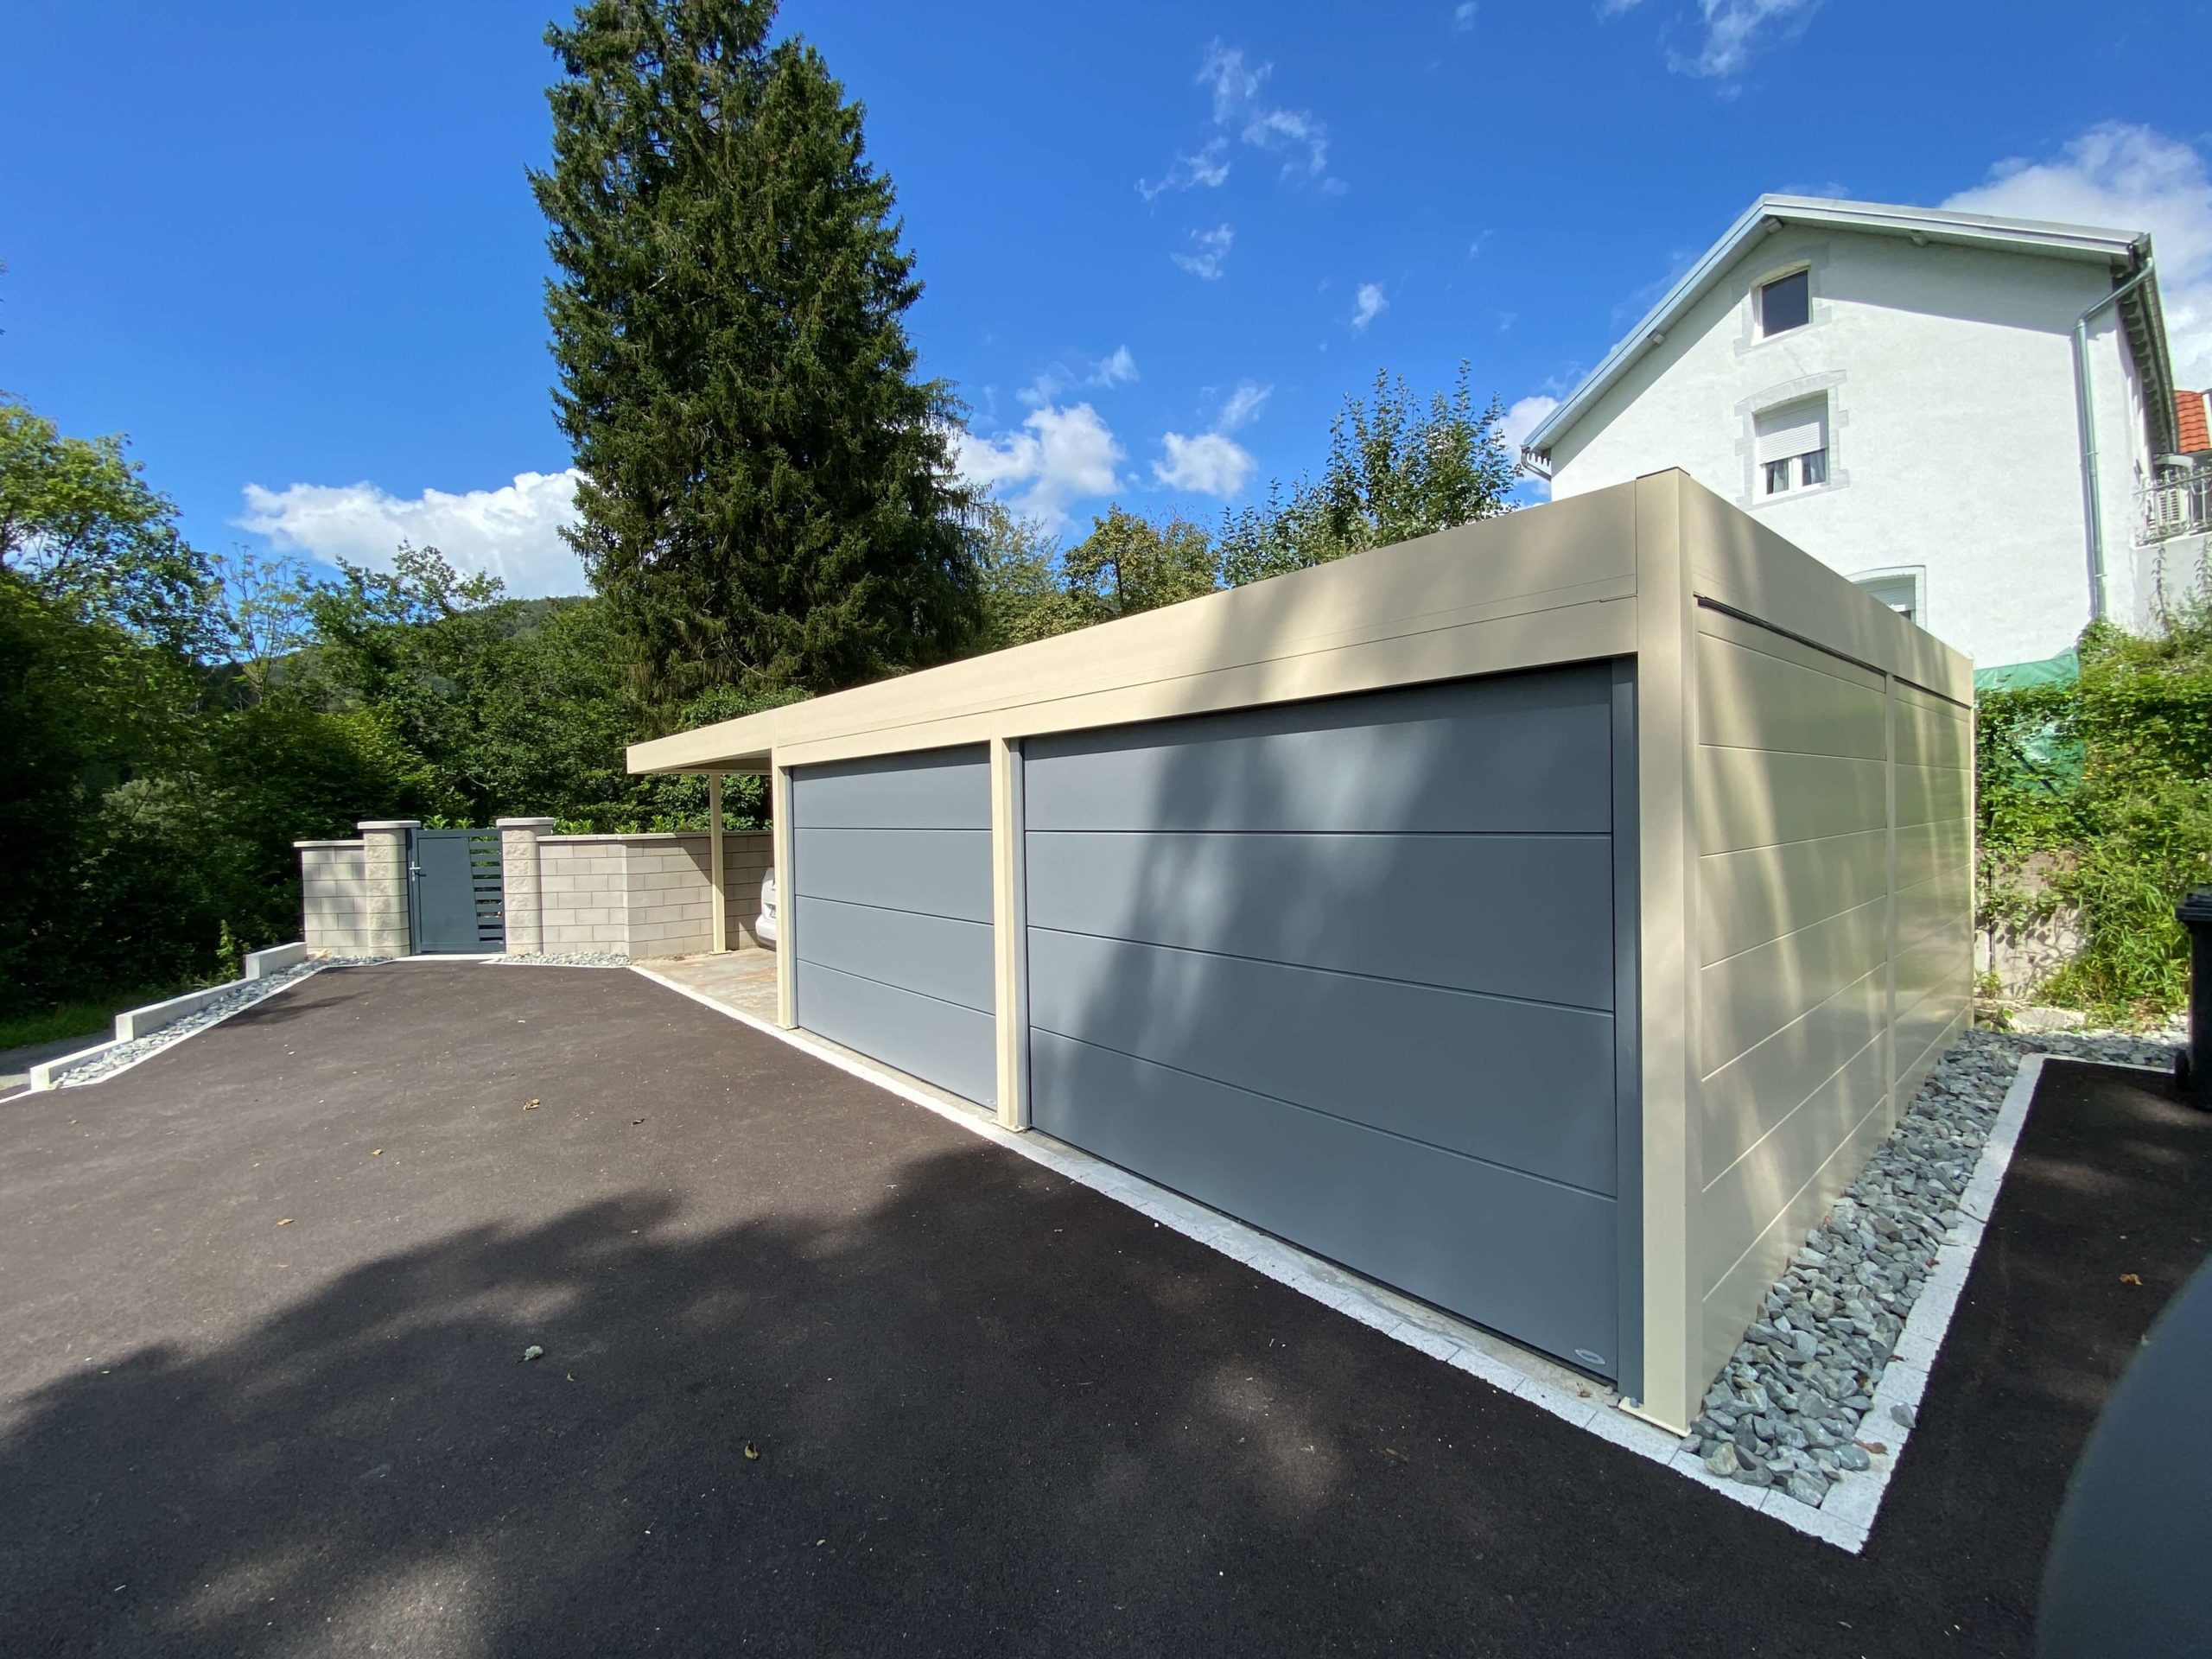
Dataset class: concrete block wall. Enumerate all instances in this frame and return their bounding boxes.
[530,831,772,957]
[297,839,370,953]
[301,822,773,958]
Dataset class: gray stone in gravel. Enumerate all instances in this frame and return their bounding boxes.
[1890,1403,1916,1430]
[1688,1027,2176,1509]
[1785,1471,1831,1508]
[1703,1442,1740,1478]
[1734,1461,1775,1489]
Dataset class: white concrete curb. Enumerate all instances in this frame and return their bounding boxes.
[22,953,344,1093]
[245,942,308,979]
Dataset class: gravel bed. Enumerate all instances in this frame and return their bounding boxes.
[487,951,632,969]
[54,957,389,1087]
[1687,1026,2179,1510]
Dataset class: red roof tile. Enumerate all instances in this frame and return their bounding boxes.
[2178,390,2212,454]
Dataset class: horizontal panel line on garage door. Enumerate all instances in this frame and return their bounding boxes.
[1028,1025,1618,1203]
[1027,827,1610,841]
[798,954,995,1022]
[793,892,988,929]
[1026,922,1614,1017]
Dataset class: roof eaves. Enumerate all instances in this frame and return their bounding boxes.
[1522,194,2149,463]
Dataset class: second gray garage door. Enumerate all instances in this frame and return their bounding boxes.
[790,747,995,1107]
[1023,667,1628,1376]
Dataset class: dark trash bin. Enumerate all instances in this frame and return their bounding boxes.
[2177,886,2212,1109]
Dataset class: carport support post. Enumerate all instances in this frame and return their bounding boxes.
[989,735,1030,1130]
[771,760,797,1028]
[357,820,419,958]
[707,772,728,953]
[1630,471,1698,1434]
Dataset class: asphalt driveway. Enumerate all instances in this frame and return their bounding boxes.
[0,963,2203,1657]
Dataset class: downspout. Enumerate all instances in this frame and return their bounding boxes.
[2072,258,2157,623]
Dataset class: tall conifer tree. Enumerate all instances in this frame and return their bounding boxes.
[532,0,978,709]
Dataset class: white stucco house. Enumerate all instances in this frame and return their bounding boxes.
[1520,195,2207,675]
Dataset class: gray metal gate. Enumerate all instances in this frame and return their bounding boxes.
[406,828,506,954]
[1020,665,1633,1377]
[789,747,995,1104]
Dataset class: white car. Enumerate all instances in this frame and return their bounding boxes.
[754,867,777,946]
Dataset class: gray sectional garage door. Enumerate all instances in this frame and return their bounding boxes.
[1022,667,1626,1375]
[790,747,995,1107]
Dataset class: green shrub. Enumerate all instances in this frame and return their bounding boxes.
[1977,598,2212,1021]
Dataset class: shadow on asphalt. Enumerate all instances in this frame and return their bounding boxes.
[1,965,2205,1658]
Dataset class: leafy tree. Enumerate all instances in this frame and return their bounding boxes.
[207,545,317,705]
[0,399,212,653]
[1219,365,1519,587]
[969,502,1085,650]
[1061,505,1219,621]
[533,0,979,712]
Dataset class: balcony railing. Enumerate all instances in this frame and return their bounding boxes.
[2139,469,2212,543]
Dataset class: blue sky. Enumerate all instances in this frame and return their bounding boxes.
[3,0,2209,597]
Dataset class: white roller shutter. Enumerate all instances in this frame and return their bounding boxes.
[1755,398,1827,463]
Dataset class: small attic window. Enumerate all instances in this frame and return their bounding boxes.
[1759,269,1810,336]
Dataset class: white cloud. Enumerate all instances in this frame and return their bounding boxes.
[1217,380,1272,432]
[1194,41,1332,182]
[1137,137,1230,201]
[1173,223,1236,281]
[1020,345,1141,407]
[1152,430,1258,496]
[1092,344,1139,388]
[1945,123,2212,387]
[1452,2,1478,31]
[237,469,587,598]
[952,404,1123,532]
[1498,393,1560,459]
[1351,281,1388,330]
[1666,0,1818,84]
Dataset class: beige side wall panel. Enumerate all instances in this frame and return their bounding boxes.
[1696,962,1887,1180]
[1892,698,1973,771]
[1694,747,1888,855]
[1699,827,1891,967]
[1897,868,1973,951]
[1699,1036,1889,1295]
[1695,1043,1895,1389]
[1699,894,1891,1077]
[1895,761,1972,830]
[1896,815,1973,893]
[1677,474,1973,703]
[1695,632,1887,762]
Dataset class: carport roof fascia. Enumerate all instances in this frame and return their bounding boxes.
[626,483,1649,775]
[625,472,1971,777]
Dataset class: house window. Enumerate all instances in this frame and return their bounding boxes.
[1854,572,1921,624]
[1753,397,1829,496]
[1759,269,1810,336]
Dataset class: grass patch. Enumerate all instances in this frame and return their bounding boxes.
[0,985,202,1053]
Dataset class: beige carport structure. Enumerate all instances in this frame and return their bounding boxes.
[627,470,1974,1433]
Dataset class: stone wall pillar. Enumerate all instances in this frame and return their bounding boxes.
[357,820,420,957]
[498,817,557,955]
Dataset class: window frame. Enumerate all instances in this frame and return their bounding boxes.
[1758,267,1812,338]
[1851,568,1924,626]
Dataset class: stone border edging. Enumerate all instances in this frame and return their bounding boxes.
[22,954,370,1093]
